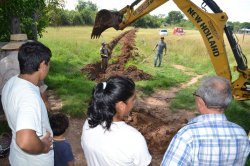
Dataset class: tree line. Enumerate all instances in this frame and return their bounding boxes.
[0,0,249,41]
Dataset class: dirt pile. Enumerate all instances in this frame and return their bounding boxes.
[81,28,152,82]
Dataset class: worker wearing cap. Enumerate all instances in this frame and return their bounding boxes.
[153,37,167,67]
[100,42,109,72]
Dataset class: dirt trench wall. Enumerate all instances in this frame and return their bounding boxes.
[81,29,152,82]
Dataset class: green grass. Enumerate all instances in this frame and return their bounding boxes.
[225,100,250,132]
[170,85,197,111]
[136,65,191,95]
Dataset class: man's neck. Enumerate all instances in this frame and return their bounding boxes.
[19,74,39,86]
[200,108,224,114]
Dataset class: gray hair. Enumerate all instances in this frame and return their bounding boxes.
[196,76,232,109]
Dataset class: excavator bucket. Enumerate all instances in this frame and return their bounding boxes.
[91,9,123,39]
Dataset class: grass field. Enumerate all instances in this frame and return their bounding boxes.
[38,26,250,133]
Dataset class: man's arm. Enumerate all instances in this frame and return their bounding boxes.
[16,130,52,154]
[153,44,158,51]
[164,43,167,55]
[67,161,75,166]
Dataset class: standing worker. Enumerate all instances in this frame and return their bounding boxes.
[100,42,109,72]
[153,36,167,67]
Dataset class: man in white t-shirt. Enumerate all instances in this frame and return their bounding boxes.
[1,41,54,166]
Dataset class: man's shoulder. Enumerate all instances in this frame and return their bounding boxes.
[226,121,248,134]
[2,76,21,95]
[177,118,248,139]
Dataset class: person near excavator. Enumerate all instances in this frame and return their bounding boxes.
[161,76,250,166]
[1,41,54,166]
[100,42,110,72]
[153,36,167,67]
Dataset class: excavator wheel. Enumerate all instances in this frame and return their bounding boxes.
[91,9,123,39]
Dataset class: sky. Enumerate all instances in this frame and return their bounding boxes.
[64,0,250,23]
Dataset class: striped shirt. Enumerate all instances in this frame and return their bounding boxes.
[161,114,250,166]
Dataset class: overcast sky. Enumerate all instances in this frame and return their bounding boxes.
[65,0,250,23]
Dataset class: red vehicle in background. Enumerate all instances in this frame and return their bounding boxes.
[173,27,185,35]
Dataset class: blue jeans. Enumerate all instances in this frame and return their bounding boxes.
[154,53,163,67]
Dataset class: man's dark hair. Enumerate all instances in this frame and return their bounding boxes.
[49,113,69,136]
[87,75,135,130]
[18,41,52,74]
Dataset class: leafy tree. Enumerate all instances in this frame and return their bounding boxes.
[60,9,73,25]
[76,0,97,12]
[166,11,184,25]
[227,21,234,30]
[72,11,84,25]
[133,15,162,28]
[0,0,49,41]
[176,19,194,29]
[233,21,241,32]
[240,22,250,29]
[47,0,66,26]
[76,0,97,25]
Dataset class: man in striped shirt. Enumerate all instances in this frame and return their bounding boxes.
[161,76,250,166]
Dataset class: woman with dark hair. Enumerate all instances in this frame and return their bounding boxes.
[81,76,152,166]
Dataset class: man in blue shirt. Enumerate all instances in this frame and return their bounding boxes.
[153,36,167,67]
[161,76,250,166]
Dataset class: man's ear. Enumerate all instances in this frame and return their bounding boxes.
[197,97,206,111]
[38,60,46,71]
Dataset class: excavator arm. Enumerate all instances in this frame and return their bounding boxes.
[91,0,250,100]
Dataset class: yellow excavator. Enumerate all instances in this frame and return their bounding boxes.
[91,0,250,101]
